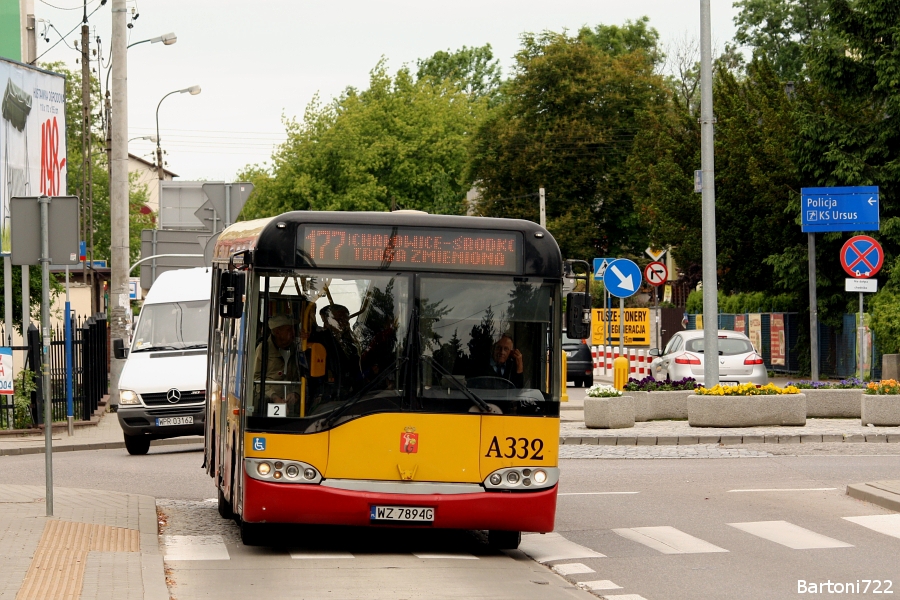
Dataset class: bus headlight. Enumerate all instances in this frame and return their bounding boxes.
[507,471,520,485]
[285,465,300,479]
[484,467,559,490]
[303,468,317,480]
[119,390,140,405]
[245,458,322,484]
[257,462,271,476]
[489,474,502,486]
[533,470,547,484]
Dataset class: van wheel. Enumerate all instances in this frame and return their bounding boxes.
[488,530,521,550]
[217,488,233,520]
[124,434,151,455]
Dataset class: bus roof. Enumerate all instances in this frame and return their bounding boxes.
[213,211,562,277]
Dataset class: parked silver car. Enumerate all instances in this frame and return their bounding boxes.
[648,330,768,386]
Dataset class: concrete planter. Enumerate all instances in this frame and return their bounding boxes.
[687,393,807,427]
[804,388,863,418]
[626,390,693,421]
[861,395,900,426]
[584,395,635,429]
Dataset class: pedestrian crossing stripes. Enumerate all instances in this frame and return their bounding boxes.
[552,562,595,576]
[727,521,853,549]
[612,526,729,554]
[163,535,230,561]
[518,532,606,563]
[842,514,900,540]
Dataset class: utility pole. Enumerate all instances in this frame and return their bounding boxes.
[699,0,719,386]
[80,7,96,313]
[109,0,129,409]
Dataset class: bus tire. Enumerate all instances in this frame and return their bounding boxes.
[124,434,151,455]
[488,530,521,550]
[240,520,266,546]
[217,487,233,520]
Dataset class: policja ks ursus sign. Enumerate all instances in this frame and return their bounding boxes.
[591,308,650,346]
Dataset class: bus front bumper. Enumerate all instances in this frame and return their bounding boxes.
[242,474,557,532]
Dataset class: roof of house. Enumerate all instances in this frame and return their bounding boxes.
[128,153,178,178]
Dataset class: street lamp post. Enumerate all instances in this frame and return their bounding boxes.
[155,86,201,180]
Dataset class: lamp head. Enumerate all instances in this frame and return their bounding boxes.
[161,33,177,45]
[187,85,201,95]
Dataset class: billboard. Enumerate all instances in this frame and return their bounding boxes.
[591,307,650,346]
[0,57,67,253]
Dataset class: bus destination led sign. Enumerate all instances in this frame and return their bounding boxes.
[298,225,521,273]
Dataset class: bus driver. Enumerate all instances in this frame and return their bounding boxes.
[254,314,304,415]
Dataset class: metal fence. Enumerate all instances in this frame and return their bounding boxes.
[686,312,881,379]
[0,313,108,430]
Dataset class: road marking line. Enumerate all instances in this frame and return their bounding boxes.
[727,488,837,492]
[558,492,639,496]
[413,553,478,560]
[580,580,623,591]
[552,562,595,576]
[842,514,900,540]
[290,550,355,559]
[728,521,853,549]
[518,532,606,563]
[593,595,647,599]
[612,526,728,554]
[163,535,230,560]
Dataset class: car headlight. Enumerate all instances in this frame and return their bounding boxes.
[119,390,140,405]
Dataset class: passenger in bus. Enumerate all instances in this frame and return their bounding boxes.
[469,334,524,388]
[308,304,363,407]
[254,314,304,415]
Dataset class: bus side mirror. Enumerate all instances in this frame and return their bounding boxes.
[113,338,129,360]
[219,271,245,319]
[566,293,592,339]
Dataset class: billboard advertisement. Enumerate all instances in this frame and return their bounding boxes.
[0,57,67,254]
[591,307,650,346]
[770,313,785,366]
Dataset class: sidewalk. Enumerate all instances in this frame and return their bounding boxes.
[0,484,168,600]
[0,409,203,456]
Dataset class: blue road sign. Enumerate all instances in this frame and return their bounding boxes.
[800,186,879,232]
[603,258,642,298]
[593,257,616,278]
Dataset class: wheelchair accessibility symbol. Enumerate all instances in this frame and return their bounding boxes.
[252,437,266,451]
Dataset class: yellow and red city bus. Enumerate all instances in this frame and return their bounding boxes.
[204,210,581,548]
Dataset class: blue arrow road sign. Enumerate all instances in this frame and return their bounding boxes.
[593,257,616,278]
[603,258,642,298]
[800,186,879,232]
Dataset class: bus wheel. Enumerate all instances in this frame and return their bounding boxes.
[488,530,521,550]
[217,487,233,520]
[240,520,267,546]
[124,434,151,455]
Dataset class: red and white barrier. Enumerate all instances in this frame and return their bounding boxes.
[592,346,650,378]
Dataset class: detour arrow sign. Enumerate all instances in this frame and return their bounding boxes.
[840,235,883,279]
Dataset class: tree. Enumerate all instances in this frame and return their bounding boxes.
[240,60,486,218]
[468,26,667,262]
[733,0,829,80]
[416,45,502,100]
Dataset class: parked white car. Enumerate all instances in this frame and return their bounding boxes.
[648,329,768,386]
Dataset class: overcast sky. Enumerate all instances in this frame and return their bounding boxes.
[34,0,742,182]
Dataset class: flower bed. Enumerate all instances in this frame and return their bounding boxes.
[585,384,622,398]
[584,385,633,429]
[861,380,900,426]
[624,376,697,392]
[788,378,865,390]
[623,376,695,421]
[688,383,806,427]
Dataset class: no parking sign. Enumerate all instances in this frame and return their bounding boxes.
[840,235,883,278]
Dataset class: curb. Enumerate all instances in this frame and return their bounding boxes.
[560,434,900,446]
[846,483,900,512]
[0,435,204,456]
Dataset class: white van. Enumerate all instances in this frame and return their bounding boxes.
[115,267,212,455]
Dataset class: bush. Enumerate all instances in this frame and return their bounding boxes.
[13,369,36,429]
[686,290,798,315]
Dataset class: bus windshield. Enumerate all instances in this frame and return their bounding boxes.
[132,300,210,352]
[419,276,554,409]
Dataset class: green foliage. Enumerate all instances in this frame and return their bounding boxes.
[468,27,667,261]
[733,0,829,80]
[240,60,485,218]
[870,289,900,355]
[416,45,502,100]
[13,369,37,429]
[578,17,663,65]
[686,290,797,314]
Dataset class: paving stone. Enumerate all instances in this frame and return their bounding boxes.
[697,435,720,444]
[677,436,699,445]
[779,435,801,444]
[800,435,823,443]
[845,434,865,443]
[742,435,764,444]
[616,436,637,446]
[635,436,656,446]
[720,435,742,445]
[865,434,887,443]
[822,434,844,443]
[888,434,900,443]
[562,437,582,445]
[764,435,780,443]
[596,437,617,445]
[581,437,599,445]
[656,436,678,445]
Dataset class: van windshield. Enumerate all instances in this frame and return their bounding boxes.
[132,300,210,352]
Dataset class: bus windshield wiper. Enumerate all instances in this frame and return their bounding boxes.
[323,357,407,428]
[427,358,492,413]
